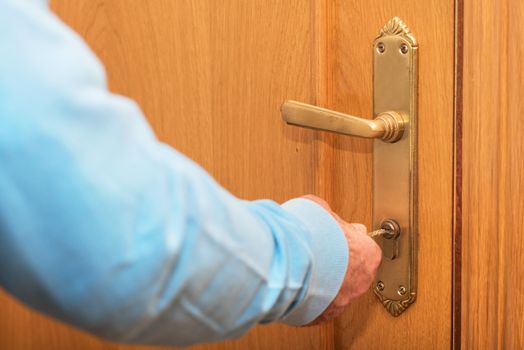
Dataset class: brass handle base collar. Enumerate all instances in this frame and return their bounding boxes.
[375,111,405,143]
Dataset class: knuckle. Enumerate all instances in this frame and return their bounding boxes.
[352,223,367,234]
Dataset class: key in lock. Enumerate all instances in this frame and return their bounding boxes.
[368,219,401,259]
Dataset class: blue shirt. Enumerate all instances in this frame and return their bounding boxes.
[0,0,349,346]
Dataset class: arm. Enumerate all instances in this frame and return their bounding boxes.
[0,1,349,346]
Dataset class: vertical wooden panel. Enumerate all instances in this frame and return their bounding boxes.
[328,1,455,349]
[462,0,524,348]
[0,1,334,349]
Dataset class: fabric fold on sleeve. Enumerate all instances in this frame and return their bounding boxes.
[279,198,349,325]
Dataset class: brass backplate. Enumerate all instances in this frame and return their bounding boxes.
[372,17,418,316]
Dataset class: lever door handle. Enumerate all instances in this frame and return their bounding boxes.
[281,100,405,143]
[280,17,419,317]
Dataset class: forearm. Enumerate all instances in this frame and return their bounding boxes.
[0,115,348,346]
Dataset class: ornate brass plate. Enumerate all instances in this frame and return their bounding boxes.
[372,17,418,316]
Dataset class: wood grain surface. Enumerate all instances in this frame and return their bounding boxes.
[0,1,334,349]
[325,1,455,349]
[461,0,524,348]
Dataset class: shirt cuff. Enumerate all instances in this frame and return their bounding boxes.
[279,198,349,326]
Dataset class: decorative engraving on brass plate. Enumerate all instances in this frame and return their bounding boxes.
[373,289,416,317]
[373,16,418,317]
[380,17,416,44]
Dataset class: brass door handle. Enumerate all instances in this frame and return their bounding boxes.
[281,100,405,143]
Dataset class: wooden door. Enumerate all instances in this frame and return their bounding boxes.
[0,1,455,349]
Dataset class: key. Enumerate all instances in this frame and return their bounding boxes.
[368,228,390,238]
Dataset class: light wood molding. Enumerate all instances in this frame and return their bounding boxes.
[461,0,524,348]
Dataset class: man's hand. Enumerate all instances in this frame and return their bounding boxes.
[302,195,382,325]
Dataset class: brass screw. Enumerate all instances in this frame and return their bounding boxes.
[377,281,385,291]
[398,286,407,296]
[377,42,386,53]
[400,43,409,54]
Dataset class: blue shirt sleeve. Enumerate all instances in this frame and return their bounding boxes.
[0,0,349,346]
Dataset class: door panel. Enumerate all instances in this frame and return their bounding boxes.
[323,1,454,349]
[0,1,456,349]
